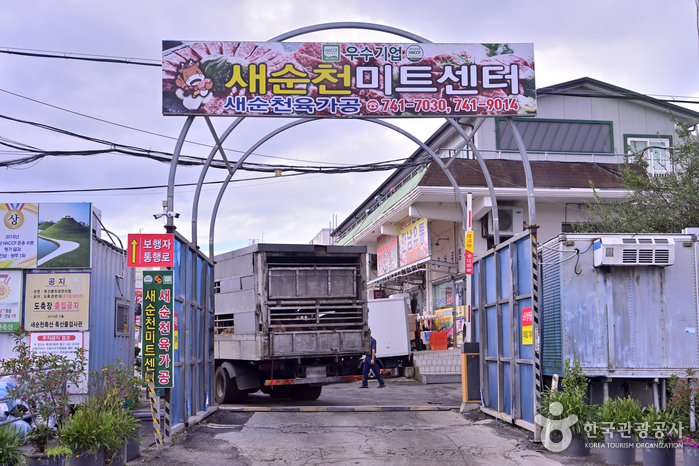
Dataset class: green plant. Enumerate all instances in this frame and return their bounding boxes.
[638,406,682,445]
[103,409,140,466]
[60,399,111,456]
[0,327,86,453]
[88,359,142,410]
[81,361,142,465]
[44,444,71,460]
[540,359,592,439]
[667,369,699,447]
[0,423,25,465]
[596,396,642,441]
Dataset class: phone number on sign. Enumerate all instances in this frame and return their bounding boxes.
[365,97,520,114]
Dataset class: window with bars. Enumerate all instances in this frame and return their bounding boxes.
[625,135,672,176]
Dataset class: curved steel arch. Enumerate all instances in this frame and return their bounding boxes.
[206,117,474,259]
[167,21,536,252]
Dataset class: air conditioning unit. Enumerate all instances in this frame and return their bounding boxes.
[593,237,675,267]
[484,207,524,237]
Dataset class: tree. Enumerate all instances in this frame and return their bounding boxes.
[577,121,699,233]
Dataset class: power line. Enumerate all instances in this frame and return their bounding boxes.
[0,47,160,66]
[0,87,350,166]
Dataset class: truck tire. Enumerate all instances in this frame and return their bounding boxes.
[214,366,248,404]
[291,385,322,401]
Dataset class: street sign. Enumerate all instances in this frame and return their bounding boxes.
[142,271,174,388]
[127,234,174,267]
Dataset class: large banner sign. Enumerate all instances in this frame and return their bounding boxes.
[142,271,174,388]
[376,235,398,276]
[0,203,91,269]
[162,42,535,118]
[399,217,430,266]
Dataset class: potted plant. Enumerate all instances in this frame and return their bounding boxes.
[668,370,699,466]
[638,406,680,466]
[0,328,85,465]
[60,400,109,466]
[539,359,593,456]
[597,396,641,465]
[0,423,25,466]
[102,409,140,466]
[84,361,142,465]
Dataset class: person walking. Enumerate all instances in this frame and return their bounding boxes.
[360,333,385,388]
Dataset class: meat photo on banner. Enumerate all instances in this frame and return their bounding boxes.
[162,41,535,118]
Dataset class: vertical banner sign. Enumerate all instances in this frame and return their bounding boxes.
[376,234,398,276]
[522,306,533,345]
[464,231,474,274]
[0,270,22,332]
[142,271,174,388]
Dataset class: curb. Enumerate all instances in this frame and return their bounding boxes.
[217,405,460,412]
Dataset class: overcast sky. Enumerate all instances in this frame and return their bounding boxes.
[1,0,698,255]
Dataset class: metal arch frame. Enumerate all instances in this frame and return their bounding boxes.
[206,118,474,259]
[165,21,537,251]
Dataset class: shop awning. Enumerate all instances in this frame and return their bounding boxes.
[368,257,459,287]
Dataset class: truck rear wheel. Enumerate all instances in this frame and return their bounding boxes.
[291,385,322,401]
[215,366,248,404]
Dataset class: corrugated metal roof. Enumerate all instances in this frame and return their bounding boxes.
[335,168,427,245]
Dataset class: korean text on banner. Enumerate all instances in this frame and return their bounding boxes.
[399,217,429,266]
[127,234,175,267]
[522,306,533,345]
[464,231,474,275]
[0,270,22,332]
[376,234,398,276]
[162,42,536,118]
[24,272,90,331]
[142,271,174,388]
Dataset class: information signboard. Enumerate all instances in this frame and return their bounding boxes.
[127,234,175,267]
[142,271,174,388]
[24,272,90,331]
[162,41,536,118]
[398,217,429,266]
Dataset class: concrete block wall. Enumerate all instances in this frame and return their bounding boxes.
[412,349,462,383]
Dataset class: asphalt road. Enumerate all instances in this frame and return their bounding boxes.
[126,378,632,466]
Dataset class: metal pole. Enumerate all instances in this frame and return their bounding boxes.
[147,370,162,449]
[505,118,537,226]
[166,116,194,233]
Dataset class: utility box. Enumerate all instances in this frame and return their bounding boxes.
[540,233,697,379]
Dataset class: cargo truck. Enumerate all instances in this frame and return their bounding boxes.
[368,296,413,372]
[213,244,370,403]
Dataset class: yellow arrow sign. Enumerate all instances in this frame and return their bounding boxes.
[130,239,138,264]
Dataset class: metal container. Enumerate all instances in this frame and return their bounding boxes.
[540,233,698,378]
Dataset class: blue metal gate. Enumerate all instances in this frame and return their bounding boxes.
[474,231,541,436]
[169,231,215,433]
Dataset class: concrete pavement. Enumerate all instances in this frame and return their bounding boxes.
[129,377,618,465]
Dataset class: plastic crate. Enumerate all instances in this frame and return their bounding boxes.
[430,331,447,351]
